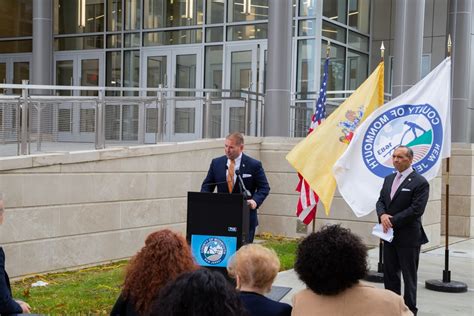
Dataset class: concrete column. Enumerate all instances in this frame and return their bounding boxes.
[32,0,53,89]
[449,0,473,143]
[264,0,292,136]
[392,0,425,97]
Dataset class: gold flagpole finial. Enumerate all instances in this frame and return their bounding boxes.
[380,42,385,61]
[447,34,452,56]
[326,40,331,58]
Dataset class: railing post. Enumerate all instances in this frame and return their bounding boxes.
[95,89,105,149]
[37,103,42,152]
[20,80,29,155]
[202,92,211,138]
[156,84,165,142]
[245,87,251,135]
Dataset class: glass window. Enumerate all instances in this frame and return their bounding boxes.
[230,50,251,97]
[347,50,368,90]
[299,0,316,17]
[146,108,158,133]
[147,55,167,95]
[322,21,346,43]
[348,0,370,34]
[323,0,346,25]
[0,0,32,37]
[124,33,140,47]
[107,0,122,31]
[54,0,104,34]
[206,27,224,42]
[176,54,197,97]
[322,40,345,93]
[206,0,224,24]
[0,40,32,53]
[229,107,244,133]
[56,60,73,96]
[144,0,203,28]
[107,34,122,48]
[123,50,140,96]
[144,29,202,46]
[175,108,195,133]
[296,39,315,100]
[348,31,369,51]
[81,58,100,96]
[298,19,316,37]
[106,51,121,96]
[228,0,268,23]
[13,62,29,94]
[0,63,5,94]
[125,0,141,30]
[227,24,267,41]
[54,36,104,51]
[205,45,223,90]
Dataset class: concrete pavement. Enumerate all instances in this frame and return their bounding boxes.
[273,238,474,316]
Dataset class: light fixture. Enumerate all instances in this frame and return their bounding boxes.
[184,0,194,19]
[78,0,86,28]
[242,0,252,15]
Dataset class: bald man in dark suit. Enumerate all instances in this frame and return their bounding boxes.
[376,146,429,315]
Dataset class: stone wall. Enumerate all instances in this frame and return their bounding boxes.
[0,137,450,277]
[441,143,474,236]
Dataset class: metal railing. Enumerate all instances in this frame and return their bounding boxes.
[0,83,265,157]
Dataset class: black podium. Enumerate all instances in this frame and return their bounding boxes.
[186,192,249,272]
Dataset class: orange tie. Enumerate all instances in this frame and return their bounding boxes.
[227,159,235,193]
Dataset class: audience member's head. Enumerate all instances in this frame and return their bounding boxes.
[227,244,280,294]
[295,224,368,295]
[151,269,247,316]
[122,229,197,315]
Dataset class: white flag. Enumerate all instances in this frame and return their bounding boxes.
[333,57,451,217]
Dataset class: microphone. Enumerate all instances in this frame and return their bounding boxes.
[235,169,252,200]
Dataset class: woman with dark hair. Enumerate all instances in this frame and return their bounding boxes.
[293,225,412,316]
[151,269,247,316]
[110,229,197,316]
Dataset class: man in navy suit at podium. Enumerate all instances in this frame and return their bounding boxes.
[201,132,270,243]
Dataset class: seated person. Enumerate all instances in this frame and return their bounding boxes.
[151,269,247,316]
[292,224,413,316]
[0,193,31,314]
[227,244,291,316]
[111,229,197,315]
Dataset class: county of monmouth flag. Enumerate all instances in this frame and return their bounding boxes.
[333,57,451,217]
[286,61,384,215]
[295,57,329,225]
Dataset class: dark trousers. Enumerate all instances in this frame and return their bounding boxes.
[248,209,258,243]
[383,242,421,315]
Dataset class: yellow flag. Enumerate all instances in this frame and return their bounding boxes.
[286,62,384,215]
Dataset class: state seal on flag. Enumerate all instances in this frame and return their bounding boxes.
[200,237,227,265]
[361,104,443,177]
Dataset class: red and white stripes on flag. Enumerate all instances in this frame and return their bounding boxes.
[296,174,319,224]
[295,57,329,225]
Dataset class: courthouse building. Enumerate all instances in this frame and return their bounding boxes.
[0,0,472,276]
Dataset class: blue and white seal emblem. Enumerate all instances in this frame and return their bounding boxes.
[361,104,443,177]
[200,237,227,265]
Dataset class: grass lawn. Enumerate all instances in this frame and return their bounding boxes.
[12,236,299,314]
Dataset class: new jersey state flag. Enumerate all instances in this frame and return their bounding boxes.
[333,57,451,217]
[286,62,384,215]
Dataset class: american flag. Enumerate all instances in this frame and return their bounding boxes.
[296,57,329,225]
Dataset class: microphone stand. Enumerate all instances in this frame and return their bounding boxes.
[235,170,251,200]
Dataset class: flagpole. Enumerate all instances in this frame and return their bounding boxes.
[425,35,467,293]
[311,41,332,233]
[364,42,385,284]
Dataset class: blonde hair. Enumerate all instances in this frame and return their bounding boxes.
[227,244,280,292]
[226,132,244,145]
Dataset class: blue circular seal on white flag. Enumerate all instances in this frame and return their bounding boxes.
[361,104,443,177]
[200,237,227,265]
